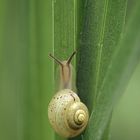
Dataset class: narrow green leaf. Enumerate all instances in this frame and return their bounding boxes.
[100,113,112,140]
[53,0,76,59]
[52,0,77,140]
[77,0,127,112]
[71,0,128,139]
[82,1,140,140]
[76,1,127,139]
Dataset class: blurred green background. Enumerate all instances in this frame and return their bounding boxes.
[0,0,140,140]
[111,63,140,140]
[0,0,54,140]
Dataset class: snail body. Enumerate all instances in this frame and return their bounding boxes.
[48,52,89,138]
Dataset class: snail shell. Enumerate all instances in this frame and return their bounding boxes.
[48,89,89,138]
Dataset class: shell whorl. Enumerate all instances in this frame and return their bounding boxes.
[66,102,89,130]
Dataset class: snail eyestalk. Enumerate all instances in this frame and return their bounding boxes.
[67,51,76,65]
[49,53,63,66]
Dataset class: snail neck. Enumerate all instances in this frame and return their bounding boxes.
[60,61,72,89]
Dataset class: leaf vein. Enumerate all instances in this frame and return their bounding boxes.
[94,0,109,102]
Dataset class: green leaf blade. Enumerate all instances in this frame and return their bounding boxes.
[82,1,140,140]
[52,0,77,140]
[77,0,127,112]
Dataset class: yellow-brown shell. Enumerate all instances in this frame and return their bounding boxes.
[48,89,89,138]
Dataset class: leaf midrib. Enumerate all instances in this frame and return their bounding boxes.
[94,0,109,103]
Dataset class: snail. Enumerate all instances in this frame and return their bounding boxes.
[48,51,89,138]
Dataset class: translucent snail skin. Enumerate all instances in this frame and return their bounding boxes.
[48,51,89,138]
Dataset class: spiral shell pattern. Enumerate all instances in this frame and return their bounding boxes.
[48,89,89,138]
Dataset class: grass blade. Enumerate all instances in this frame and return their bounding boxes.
[52,0,77,140]
[83,1,140,140]
[77,0,127,112]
